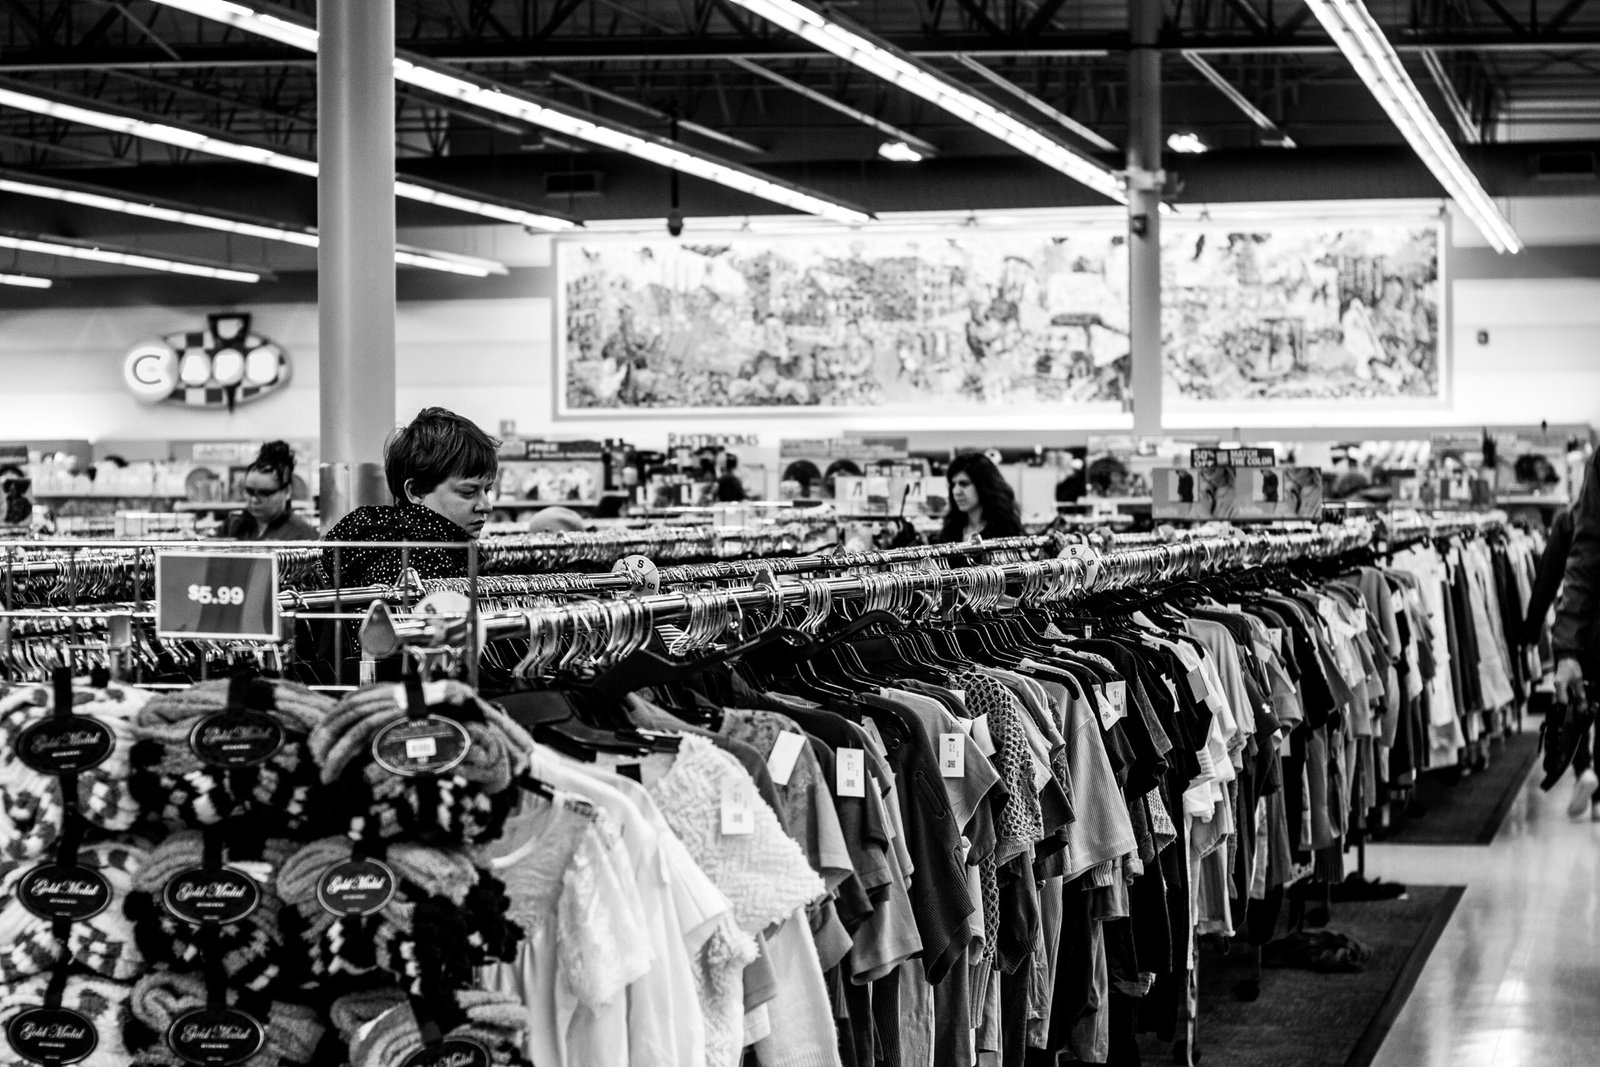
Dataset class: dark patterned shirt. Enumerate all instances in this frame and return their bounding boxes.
[320,503,471,587]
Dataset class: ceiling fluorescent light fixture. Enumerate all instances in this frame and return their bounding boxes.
[717,0,1126,204]
[1166,132,1209,154]
[0,271,51,289]
[144,0,872,225]
[1302,0,1520,252]
[0,82,575,232]
[0,171,507,276]
[0,231,266,281]
[0,173,505,274]
[877,140,924,163]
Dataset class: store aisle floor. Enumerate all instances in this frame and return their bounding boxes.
[1365,740,1599,1067]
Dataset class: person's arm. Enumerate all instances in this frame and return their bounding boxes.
[1553,452,1600,702]
[1524,507,1574,641]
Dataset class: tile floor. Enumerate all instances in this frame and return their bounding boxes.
[1366,744,1600,1067]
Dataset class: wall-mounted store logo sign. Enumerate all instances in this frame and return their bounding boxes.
[123,313,290,411]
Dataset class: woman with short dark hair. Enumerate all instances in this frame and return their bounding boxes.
[321,407,500,585]
[936,452,1023,543]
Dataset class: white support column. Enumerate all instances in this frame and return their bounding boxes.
[318,1,397,521]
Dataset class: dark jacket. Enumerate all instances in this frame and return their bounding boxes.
[320,503,472,587]
[1554,449,1600,662]
[1525,506,1574,643]
[934,511,1024,544]
[222,509,320,542]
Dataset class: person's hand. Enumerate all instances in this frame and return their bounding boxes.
[1555,656,1586,708]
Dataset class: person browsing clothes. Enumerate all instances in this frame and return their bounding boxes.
[1524,505,1600,814]
[935,451,1023,543]
[321,407,499,586]
[221,441,318,541]
[1552,450,1600,796]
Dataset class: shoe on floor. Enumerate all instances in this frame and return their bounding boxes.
[1568,769,1599,819]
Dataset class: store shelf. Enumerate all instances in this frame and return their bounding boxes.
[34,492,189,500]
[493,499,601,510]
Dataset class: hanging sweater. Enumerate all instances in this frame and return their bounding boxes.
[646,736,830,1067]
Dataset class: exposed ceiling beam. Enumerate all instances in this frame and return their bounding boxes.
[1419,49,1484,142]
[543,69,767,154]
[952,54,1118,151]
[1181,51,1296,145]
[727,57,938,153]
[1,33,1598,70]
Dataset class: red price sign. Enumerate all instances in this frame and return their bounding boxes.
[156,553,280,641]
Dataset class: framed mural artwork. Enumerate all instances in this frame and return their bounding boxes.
[557,233,1134,417]
[1161,222,1444,407]
[556,221,1444,417]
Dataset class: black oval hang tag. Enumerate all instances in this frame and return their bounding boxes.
[19,863,111,922]
[167,1007,265,1066]
[161,865,261,925]
[371,715,471,777]
[6,1006,99,1065]
[188,709,284,769]
[399,1036,492,1067]
[16,716,115,776]
[316,857,397,918]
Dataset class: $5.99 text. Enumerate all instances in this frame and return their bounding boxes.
[188,584,245,606]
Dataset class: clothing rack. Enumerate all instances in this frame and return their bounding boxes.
[1385,509,1507,550]
[286,534,1065,614]
[379,524,1379,685]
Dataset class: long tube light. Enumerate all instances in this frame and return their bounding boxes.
[714,0,1126,203]
[1180,52,1297,147]
[0,272,52,289]
[952,55,1119,153]
[0,231,267,282]
[1303,0,1520,252]
[145,0,874,225]
[0,82,577,232]
[0,170,508,276]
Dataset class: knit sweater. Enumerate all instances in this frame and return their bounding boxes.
[646,736,825,1067]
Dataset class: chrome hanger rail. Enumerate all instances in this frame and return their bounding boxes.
[375,524,1381,684]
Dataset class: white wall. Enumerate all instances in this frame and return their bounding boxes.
[3,202,1598,451]
[0,298,552,446]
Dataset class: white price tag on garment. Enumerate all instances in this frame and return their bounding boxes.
[720,781,754,836]
[405,737,437,760]
[1107,680,1128,722]
[939,734,966,778]
[950,690,966,704]
[1269,629,1285,658]
[836,748,866,798]
[1094,686,1117,730]
[766,730,807,787]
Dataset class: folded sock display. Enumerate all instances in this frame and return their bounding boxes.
[275,837,520,994]
[129,678,334,834]
[0,972,135,1067]
[0,841,147,983]
[123,832,294,994]
[0,682,149,861]
[309,682,534,845]
[312,681,534,787]
[330,987,532,1067]
[123,970,324,1067]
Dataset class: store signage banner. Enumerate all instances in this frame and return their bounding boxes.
[155,552,279,641]
[1152,467,1324,521]
[557,223,1442,416]
[123,312,290,412]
